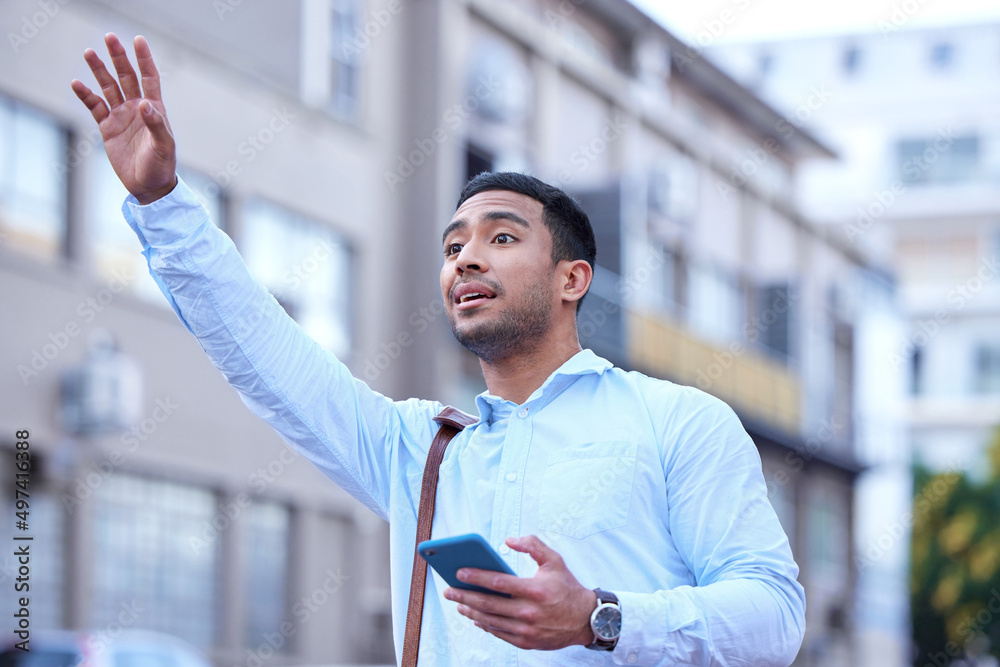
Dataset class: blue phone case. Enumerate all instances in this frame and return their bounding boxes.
[418,533,515,598]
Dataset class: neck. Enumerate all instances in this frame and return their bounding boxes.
[479,325,583,405]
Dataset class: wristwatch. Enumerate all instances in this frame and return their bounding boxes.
[586,588,621,651]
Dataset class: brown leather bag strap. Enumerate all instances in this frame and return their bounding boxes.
[401,406,478,667]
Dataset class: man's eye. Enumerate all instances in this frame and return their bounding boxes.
[495,233,514,244]
[445,243,462,256]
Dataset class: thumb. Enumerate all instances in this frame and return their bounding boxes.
[507,535,560,568]
[139,100,173,147]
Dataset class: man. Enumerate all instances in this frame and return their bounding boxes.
[72,34,805,666]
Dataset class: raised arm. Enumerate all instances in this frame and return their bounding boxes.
[71,35,444,519]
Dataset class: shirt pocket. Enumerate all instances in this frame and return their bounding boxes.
[536,440,638,539]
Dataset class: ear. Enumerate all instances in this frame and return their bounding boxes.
[557,259,593,307]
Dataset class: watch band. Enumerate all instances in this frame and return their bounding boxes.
[586,588,621,651]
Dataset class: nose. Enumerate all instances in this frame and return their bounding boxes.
[454,239,487,274]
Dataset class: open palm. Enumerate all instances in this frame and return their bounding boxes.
[71,33,177,205]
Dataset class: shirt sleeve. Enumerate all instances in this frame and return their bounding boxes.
[610,388,806,666]
[121,177,443,520]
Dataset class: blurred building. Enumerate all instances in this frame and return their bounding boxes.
[0,0,883,664]
[710,18,1000,667]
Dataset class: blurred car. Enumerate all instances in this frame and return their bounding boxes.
[0,630,212,667]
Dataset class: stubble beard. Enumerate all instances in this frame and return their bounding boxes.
[448,280,553,365]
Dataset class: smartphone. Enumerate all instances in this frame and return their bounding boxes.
[418,533,515,598]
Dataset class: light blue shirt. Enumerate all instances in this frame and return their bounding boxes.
[123,178,805,666]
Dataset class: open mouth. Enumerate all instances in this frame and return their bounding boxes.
[453,281,499,309]
[457,292,494,304]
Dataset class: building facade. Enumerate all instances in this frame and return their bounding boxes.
[1,0,879,663]
[710,19,1000,667]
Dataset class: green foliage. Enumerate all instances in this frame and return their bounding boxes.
[911,429,1000,666]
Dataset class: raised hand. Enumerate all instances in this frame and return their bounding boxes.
[71,33,177,205]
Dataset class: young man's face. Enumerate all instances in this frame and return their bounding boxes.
[440,189,560,362]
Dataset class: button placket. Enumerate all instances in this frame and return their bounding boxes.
[490,407,531,572]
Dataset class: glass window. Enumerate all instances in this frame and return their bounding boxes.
[92,475,219,648]
[560,21,613,67]
[897,135,980,184]
[330,0,361,119]
[758,52,773,76]
[0,94,67,258]
[0,482,65,630]
[648,156,698,226]
[91,159,225,306]
[842,46,862,74]
[639,244,683,317]
[243,501,290,649]
[974,345,1000,394]
[930,42,953,68]
[0,649,80,667]
[465,143,494,183]
[241,199,352,357]
[687,263,743,343]
[910,345,924,396]
[754,283,795,362]
[806,486,849,583]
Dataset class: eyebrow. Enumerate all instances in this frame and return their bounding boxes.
[442,211,532,245]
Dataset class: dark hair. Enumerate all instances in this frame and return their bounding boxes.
[456,171,597,312]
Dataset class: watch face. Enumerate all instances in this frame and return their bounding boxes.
[593,604,622,641]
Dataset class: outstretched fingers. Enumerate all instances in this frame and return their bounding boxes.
[83,45,124,109]
[133,36,163,102]
[106,32,143,101]
[70,79,110,123]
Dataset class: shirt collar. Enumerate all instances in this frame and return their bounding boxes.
[474,348,613,425]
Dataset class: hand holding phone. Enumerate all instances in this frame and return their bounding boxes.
[418,533,515,598]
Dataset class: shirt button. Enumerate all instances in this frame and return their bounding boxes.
[499,544,510,554]
[627,652,638,663]
[517,408,528,418]
[505,472,516,482]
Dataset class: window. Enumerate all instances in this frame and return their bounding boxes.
[91,159,224,306]
[465,143,494,183]
[930,42,954,69]
[93,475,219,647]
[911,345,924,395]
[832,320,853,436]
[241,199,352,357]
[648,155,699,225]
[0,648,79,667]
[643,244,685,317]
[330,0,361,119]
[758,52,773,76]
[842,46,862,74]
[897,135,980,184]
[687,263,743,343]
[806,486,848,583]
[0,94,67,258]
[974,345,1000,394]
[658,246,681,315]
[560,22,613,67]
[752,283,795,361]
[243,501,290,649]
[0,482,65,630]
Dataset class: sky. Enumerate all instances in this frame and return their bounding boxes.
[631,0,1000,43]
